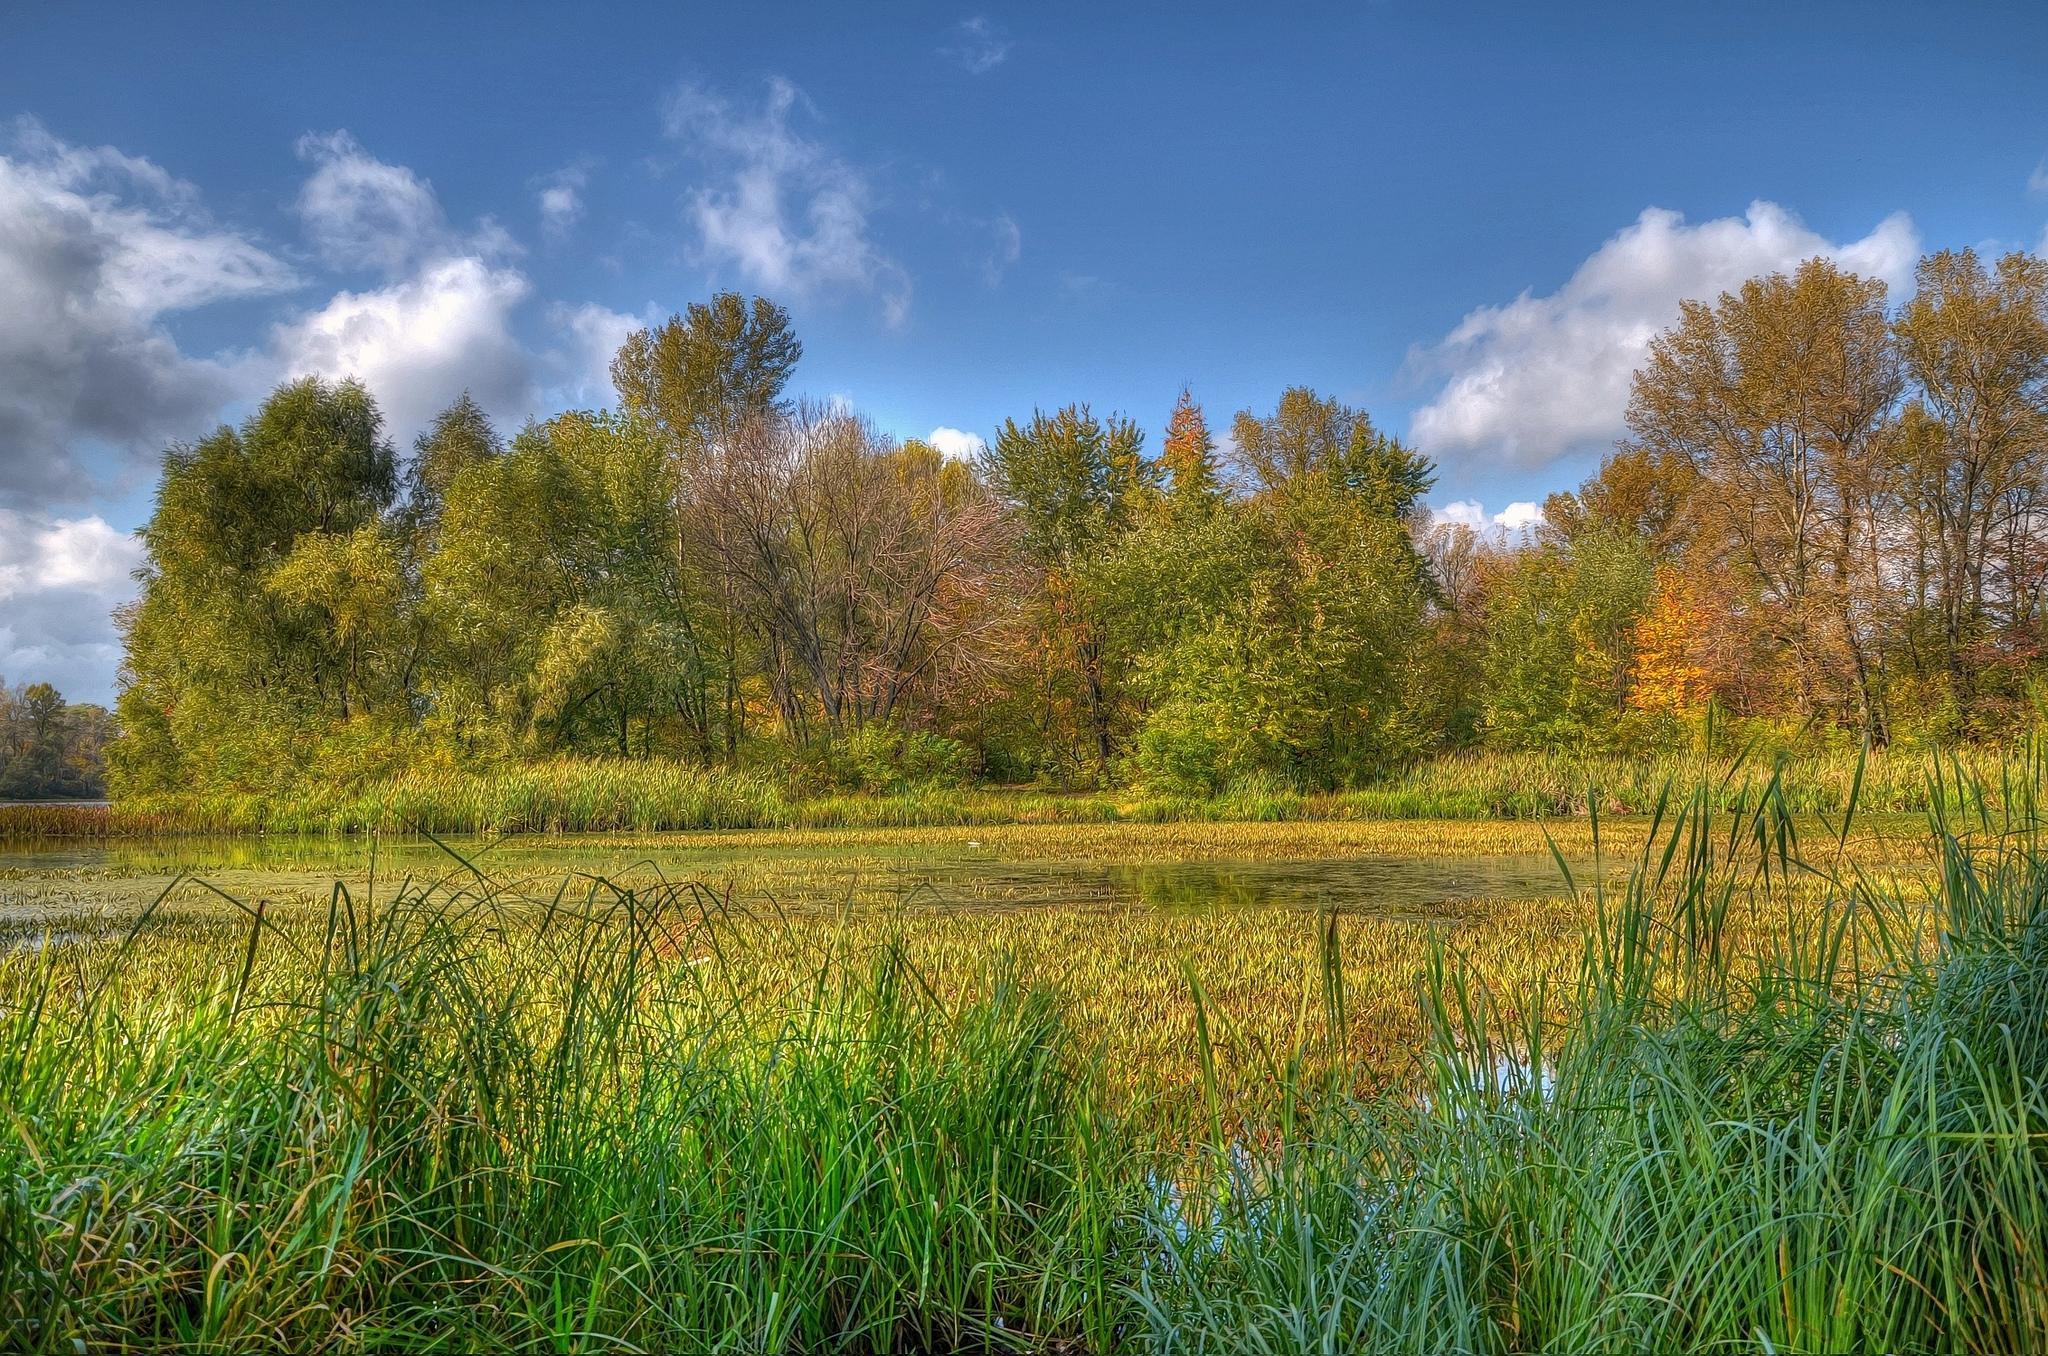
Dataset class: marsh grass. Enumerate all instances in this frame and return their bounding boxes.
[1133,748,2048,1352]
[6,743,2021,840]
[3,749,2044,1351]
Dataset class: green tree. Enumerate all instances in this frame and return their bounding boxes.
[423,410,709,758]
[611,293,803,450]
[403,392,503,543]
[611,293,805,754]
[981,405,1156,781]
[1228,387,1368,495]
[1122,484,1430,792]
[1479,531,1655,753]
[113,378,404,795]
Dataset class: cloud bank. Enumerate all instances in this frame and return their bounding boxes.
[1408,202,1920,470]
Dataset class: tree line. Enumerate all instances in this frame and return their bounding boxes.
[110,250,2048,800]
[0,680,110,800]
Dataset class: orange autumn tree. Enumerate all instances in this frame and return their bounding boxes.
[1629,565,1716,718]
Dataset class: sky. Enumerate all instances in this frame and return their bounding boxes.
[4,1,2048,704]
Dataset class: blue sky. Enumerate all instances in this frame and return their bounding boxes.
[4,1,2048,702]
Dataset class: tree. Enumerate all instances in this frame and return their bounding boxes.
[1158,387,1222,510]
[1479,532,1655,753]
[1891,249,2048,720]
[0,680,111,800]
[403,392,503,543]
[1625,259,1901,736]
[423,410,706,757]
[696,407,1017,744]
[981,406,1156,781]
[1127,482,1431,790]
[611,293,805,753]
[113,378,403,795]
[611,293,803,451]
[1228,387,1369,494]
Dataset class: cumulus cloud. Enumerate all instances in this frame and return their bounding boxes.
[267,131,565,442]
[925,426,986,460]
[0,510,144,703]
[0,119,297,507]
[537,164,588,242]
[1430,499,1545,536]
[1408,201,1920,471]
[269,256,535,443]
[943,17,1013,74]
[663,77,910,325]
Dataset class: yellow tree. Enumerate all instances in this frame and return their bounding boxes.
[1624,259,1901,736]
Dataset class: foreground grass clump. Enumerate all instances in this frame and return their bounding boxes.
[0,880,1132,1351]
[1136,767,2048,1352]
[4,753,2045,1352]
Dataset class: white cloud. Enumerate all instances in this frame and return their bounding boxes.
[663,77,910,325]
[269,256,535,443]
[546,300,653,409]
[1430,499,1545,536]
[536,164,588,242]
[295,131,452,275]
[539,184,580,238]
[2030,158,2048,195]
[271,132,560,442]
[926,426,986,460]
[0,510,143,702]
[0,118,297,508]
[983,212,1021,286]
[1408,201,1920,471]
[943,17,1013,74]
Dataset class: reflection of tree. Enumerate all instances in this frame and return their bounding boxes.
[1120,866,1266,912]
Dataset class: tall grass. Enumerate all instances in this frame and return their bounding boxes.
[4,749,2044,1350]
[1134,749,2048,1352]
[7,742,2024,839]
[0,877,1132,1351]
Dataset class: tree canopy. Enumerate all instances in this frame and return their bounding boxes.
[104,256,2048,803]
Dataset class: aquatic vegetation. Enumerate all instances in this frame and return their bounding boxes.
[2,753,2043,1351]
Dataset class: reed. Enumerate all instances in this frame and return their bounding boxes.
[3,749,2043,1350]
[7,741,2024,840]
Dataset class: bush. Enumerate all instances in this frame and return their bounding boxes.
[798,724,975,796]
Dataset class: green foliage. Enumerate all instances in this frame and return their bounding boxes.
[610,291,802,447]
[112,377,404,797]
[10,758,2048,1350]
[983,404,1155,565]
[794,723,975,796]
[0,680,110,799]
[1121,480,1432,793]
[1479,529,1655,753]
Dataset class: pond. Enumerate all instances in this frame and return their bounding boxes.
[0,828,1585,932]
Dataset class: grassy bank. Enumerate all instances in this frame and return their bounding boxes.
[4,762,2044,1350]
[6,742,2028,838]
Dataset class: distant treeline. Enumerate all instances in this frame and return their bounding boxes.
[0,680,109,800]
[110,250,2048,801]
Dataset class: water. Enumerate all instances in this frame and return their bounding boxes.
[0,830,1583,930]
